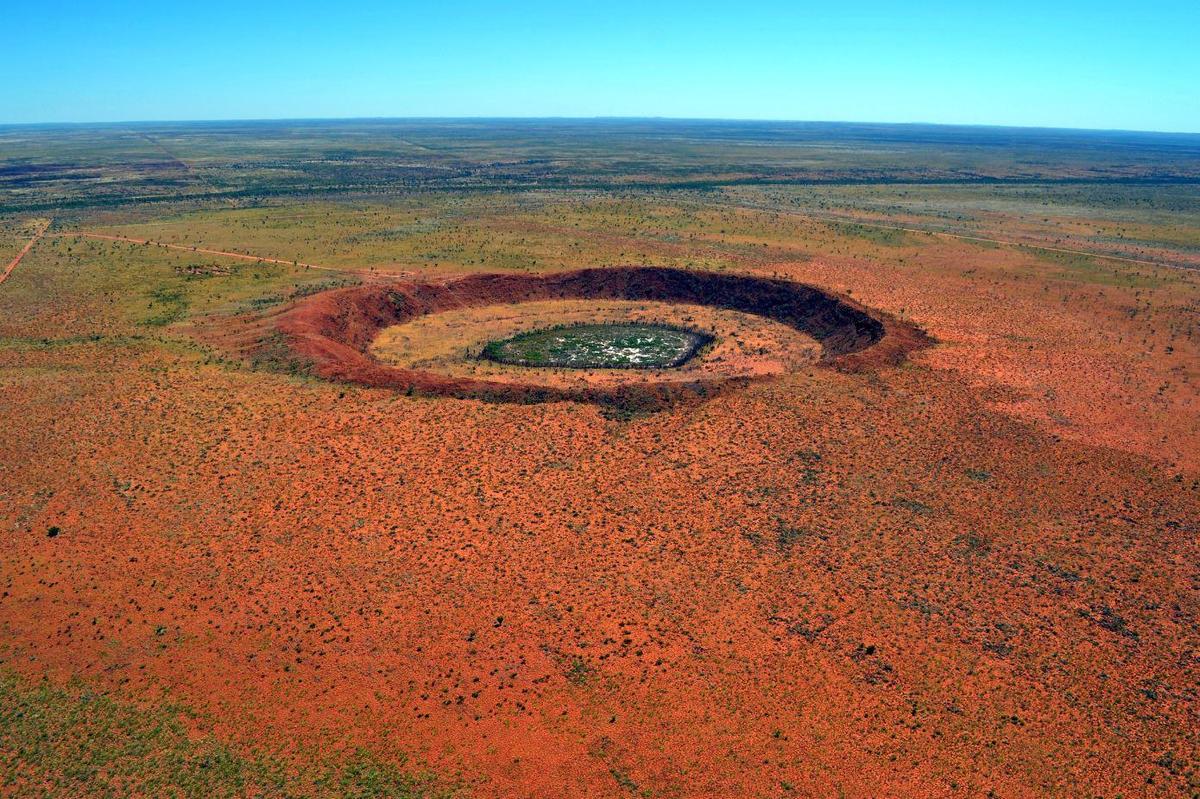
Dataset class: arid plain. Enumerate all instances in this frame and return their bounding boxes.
[1,121,1198,798]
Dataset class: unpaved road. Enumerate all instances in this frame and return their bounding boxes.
[704,196,1185,270]
[1,220,51,286]
[54,231,409,279]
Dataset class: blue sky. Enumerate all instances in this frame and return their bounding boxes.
[4,0,1198,131]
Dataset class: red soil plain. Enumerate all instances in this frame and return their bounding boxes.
[2,180,1199,795]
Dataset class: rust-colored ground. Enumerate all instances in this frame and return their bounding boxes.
[2,206,1198,798]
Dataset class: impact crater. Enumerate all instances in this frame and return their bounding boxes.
[259,266,931,408]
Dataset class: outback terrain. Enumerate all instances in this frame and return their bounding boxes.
[1,120,1198,798]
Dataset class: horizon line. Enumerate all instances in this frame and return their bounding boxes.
[2,115,1198,138]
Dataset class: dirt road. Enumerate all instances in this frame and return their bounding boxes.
[0,220,51,286]
[706,196,1184,270]
[54,231,406,278]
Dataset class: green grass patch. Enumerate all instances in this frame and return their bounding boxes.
[1020,246,1166,288]
[825,221,915,247]
[140,286,190,327]
[0,671,452,798]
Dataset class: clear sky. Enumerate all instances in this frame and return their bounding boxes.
[5,0,1198,132]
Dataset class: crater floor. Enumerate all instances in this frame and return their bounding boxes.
[481,323,710,369]
[370,299,821,387]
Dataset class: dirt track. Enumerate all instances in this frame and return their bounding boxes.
[52,230,399,278]
[709,197,1185,269]
[0,220,51,286]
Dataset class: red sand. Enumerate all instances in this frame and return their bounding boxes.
[2,247,1197,797]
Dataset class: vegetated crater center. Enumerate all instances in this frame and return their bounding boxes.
[481,322,713,369]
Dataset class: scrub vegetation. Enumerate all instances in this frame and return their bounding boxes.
[0,672,451,798]
[481,322,711,369]
[1,119,1198,799]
